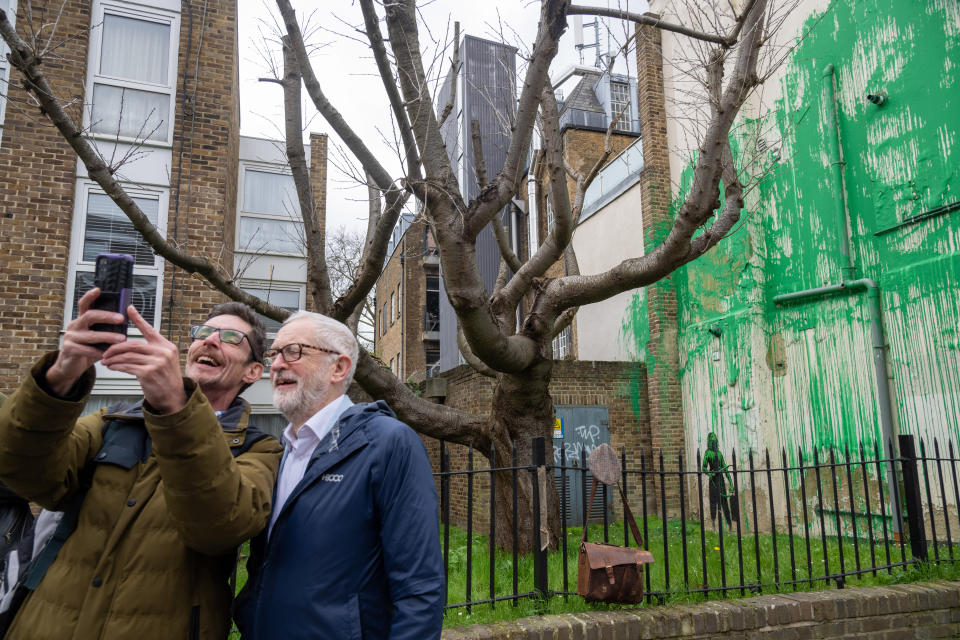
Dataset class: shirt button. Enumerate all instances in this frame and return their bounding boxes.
[126,498,136,507]
[92,576,103,587]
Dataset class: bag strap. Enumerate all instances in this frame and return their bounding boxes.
[22,464,94,590]
[580,477,645,549]
[617,483,645,549]
[580,479,601,543]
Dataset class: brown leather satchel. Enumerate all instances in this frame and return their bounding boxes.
[577,478,654,603]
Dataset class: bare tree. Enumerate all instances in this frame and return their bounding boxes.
[1,0,790,550]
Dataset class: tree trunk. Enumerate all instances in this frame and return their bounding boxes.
[488,357,564,552]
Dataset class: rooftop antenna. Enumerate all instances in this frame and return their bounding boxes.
[574,14,602,67]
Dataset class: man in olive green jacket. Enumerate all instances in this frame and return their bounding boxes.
[0,292,282,640]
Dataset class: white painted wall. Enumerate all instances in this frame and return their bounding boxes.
[571,180,645,361]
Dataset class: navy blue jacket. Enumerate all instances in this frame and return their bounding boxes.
[236,401,444,639]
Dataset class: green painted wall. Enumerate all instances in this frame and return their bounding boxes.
[623,0,960,461]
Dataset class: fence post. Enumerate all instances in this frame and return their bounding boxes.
[531,436,549,599]
[898,434,928,562]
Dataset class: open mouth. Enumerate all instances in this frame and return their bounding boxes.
[272,376,298,389]
[195,355,220,368]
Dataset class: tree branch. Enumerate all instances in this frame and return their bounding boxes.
[383,0,538,374]
[463,0,569,238]
[281,36,334,314]
[472,119,522,276]
[494,83,570,313]
[567,4,732,46]
[354,349,493,448]
[457,326,497,378]
[0,11,291,326]
[436,21,459,129]
[358,0,422,181]
[542,0,769,314]
[276,0,396,192]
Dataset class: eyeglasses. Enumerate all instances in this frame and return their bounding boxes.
[190,324,251,347]
[263,343,339,364]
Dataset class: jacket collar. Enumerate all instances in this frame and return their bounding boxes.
[103,393,248,431]
[269,401,396,534]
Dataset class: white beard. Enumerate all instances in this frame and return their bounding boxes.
[272,368,329,424]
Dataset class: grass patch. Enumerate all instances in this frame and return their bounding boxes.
[442,518,960,627]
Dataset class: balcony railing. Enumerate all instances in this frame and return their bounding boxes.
[559,107,640,135]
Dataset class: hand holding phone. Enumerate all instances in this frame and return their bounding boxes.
[90,253,134,348]
[45,254,134,396]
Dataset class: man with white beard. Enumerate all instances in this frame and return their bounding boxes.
[234,311,444,640]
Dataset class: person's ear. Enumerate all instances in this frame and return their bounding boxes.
[243,361,264,385]
[330,355,351,385]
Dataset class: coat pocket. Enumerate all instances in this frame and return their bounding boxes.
[344,593,362,640]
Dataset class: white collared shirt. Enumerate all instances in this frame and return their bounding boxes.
[268,393,354,534]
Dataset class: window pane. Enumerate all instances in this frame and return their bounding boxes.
[240,286,299,333]
[82,193,159,265]
[243,170,300,216]
[73,271,157,325]
[238,217,304,255]
[100,14,170,85]
[91,84,170,140]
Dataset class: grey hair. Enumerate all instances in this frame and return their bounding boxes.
[281,310,359,389]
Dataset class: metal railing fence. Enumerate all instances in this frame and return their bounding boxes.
[435,434,959,612]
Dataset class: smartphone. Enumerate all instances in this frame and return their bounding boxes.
[90,253,134,347]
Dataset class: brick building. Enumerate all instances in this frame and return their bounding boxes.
[0,0,324,436]
[374,215,440,381]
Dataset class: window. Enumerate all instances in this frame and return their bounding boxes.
[240,284,301,333]
[389,357,395,374]
[380,302,388,336]
[552,327,570,359]
[0,0,15,144]
[87,5,179,143]
[68,186,165,326]
[396,352,401,376]
[425,346,440,377]
[610,81,631,132]
[424,273,440,332]
[389,292,396,325]
[237,168,304,256]
[395,283,401,320]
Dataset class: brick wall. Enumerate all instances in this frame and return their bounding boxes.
[636,17,686,508]
[0,0,89,391]
[374,218,433,381]
[0,0,242,393]
[160,0,241,348]
[442,580,960,639]
[423,360,652,534]
[309,133,327,237]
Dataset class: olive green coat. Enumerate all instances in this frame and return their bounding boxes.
[0,353,283,640]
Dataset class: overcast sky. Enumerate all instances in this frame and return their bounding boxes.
[236,0,647,234]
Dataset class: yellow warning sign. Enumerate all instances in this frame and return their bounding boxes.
[553,418,563,439]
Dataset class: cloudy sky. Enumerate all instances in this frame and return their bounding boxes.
[236,0,646,233]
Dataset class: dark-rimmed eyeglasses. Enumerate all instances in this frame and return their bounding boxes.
[263,343,339,364]
[190,324,251,347]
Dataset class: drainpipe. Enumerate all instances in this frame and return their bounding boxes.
[772,64,901,532]
[822,64,857,281]
[773,280,901,533]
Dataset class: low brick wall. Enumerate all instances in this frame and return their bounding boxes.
[442,580,960,639]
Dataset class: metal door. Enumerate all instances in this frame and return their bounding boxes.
[552,405,612,527]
